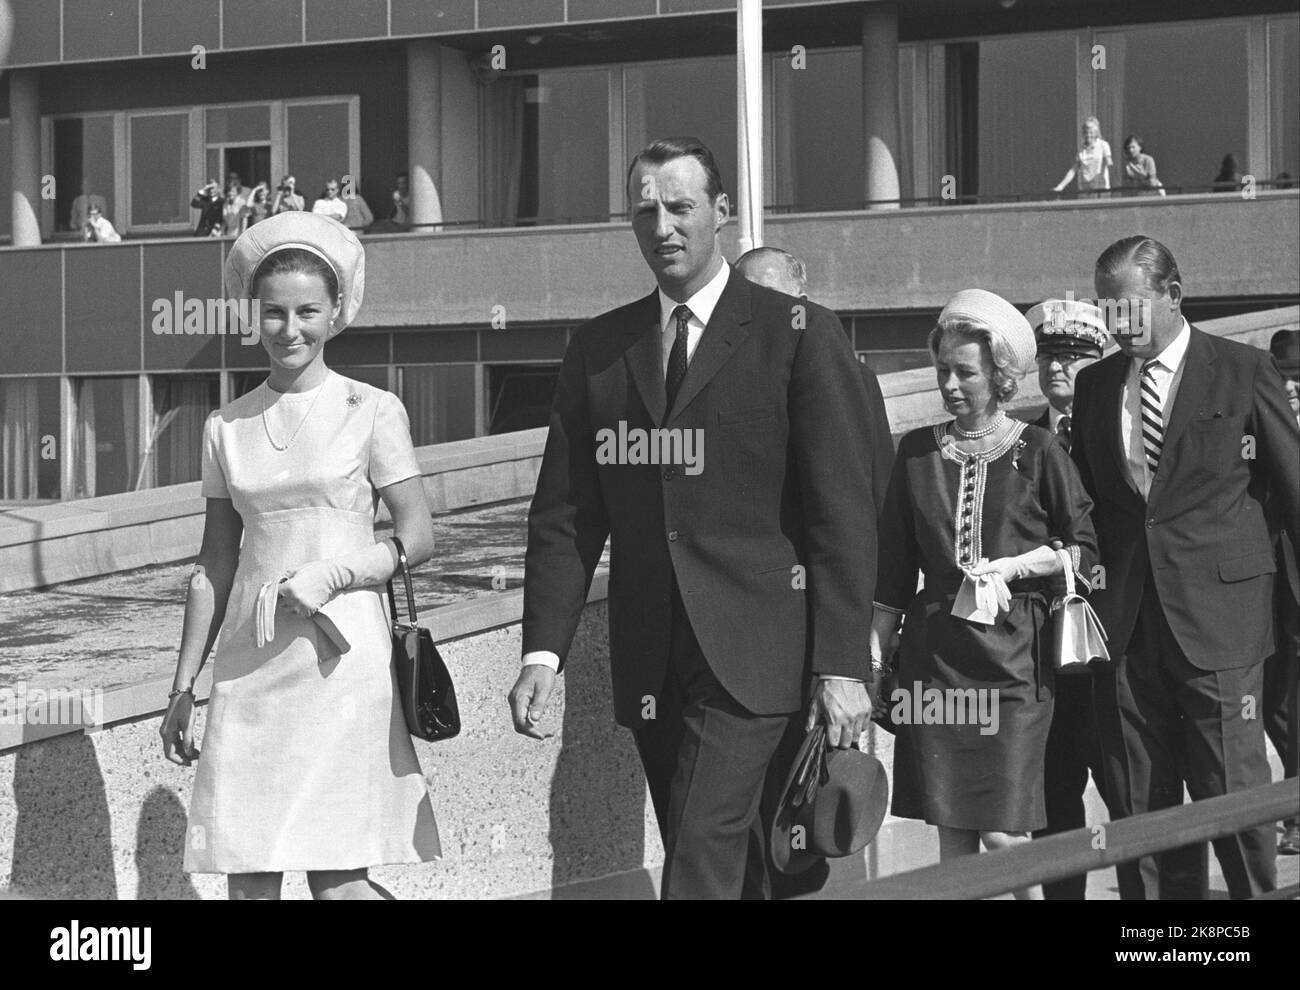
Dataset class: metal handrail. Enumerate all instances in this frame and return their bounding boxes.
[846,779,1298,900]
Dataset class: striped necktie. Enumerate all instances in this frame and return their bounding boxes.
[666,305,691,410]
[1140,360,1164,476]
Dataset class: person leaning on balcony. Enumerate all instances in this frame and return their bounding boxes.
[244,182,271,228]
[1053,116,1112,195]
[1024,297,1110,899]
[311,177,348,223]
[1121,136,1166,197]
[1262,327,1299,856]
[868,289,1099,901]
[158,212,441,900]
[341,178,375,234]
[1072,236,1299,899]
[221,178,250,237]
[81,204,121,243]
[271,175,305,215]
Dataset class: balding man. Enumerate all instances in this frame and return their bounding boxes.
[736,246,893,513]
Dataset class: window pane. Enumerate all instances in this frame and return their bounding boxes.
[149,374,220,487]
[72,376,139,499]
[0,121,11,237]
[131,114,190,226]
[1097,21,1249,192]
[976,33,1076,199]
[205,105,271,144]
[775,48,863,210]
[518,70,609,223]
[625,58,737,209]
[398,365,477,445]
[487,363,559,435]
[1270,16,1300,183]
[0,377,61,501]
[287,102,352,212]
[334,365,390,390]
[53,116,117,232]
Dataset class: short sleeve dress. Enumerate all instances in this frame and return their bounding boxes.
[1075,139,1112,191]
[185,370,441,874]
[874,420,1098,833]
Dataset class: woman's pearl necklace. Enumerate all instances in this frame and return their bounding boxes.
[952,411,1006,440]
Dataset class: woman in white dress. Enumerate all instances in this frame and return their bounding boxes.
[159,212,441,899]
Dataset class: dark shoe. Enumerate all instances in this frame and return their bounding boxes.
[1280,823,1300,856]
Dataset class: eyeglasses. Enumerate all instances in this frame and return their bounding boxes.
[1035,350,1095,365]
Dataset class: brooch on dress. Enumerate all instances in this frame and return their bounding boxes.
[346,392,362,408]
[1011,438,1028,470]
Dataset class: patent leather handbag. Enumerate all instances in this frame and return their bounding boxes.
[387,537,461,740]
[1050,547,1111,674]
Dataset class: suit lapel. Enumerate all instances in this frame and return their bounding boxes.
[623,291,667,426]
[1157,325,1215,464]
[665,269,752,425]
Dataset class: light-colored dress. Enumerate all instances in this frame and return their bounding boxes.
[185,371,441,874]
[1075,139,1112,191]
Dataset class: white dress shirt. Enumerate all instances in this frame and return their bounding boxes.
[1120,317,1191,499]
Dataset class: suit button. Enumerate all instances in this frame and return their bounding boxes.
[1146,519,1155,529]
[663,468,676,481]
[668,530,679,542]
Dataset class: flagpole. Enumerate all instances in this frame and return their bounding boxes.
[736,0,763,253]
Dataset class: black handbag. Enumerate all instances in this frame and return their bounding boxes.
[386,537,461,741]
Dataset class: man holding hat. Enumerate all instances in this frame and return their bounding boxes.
[1025,297,1108,898]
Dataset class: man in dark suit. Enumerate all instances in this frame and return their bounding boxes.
[1072,235,1300,899]
[1024,297,1109,898]
[735,245,893,512]
[508,137,878,900]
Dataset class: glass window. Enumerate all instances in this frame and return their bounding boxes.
[286,101,352,212]
[975,33,1076,200]
[53,115,117,233]
[334,365,390,390]
[0,377,61,501]
[205,106,271,145]
[71,376,139,499]
[130,113,191,227]
[774,48,864,210]
[145,375,221,488]
[625,58,737,211]
[1269,16,1300,185]
[232,371,267,398]
[487,364,559,435]
[398,365,477,446]
[1097,21,1249,193]
[0,120,11,237]
[516,69,610,223]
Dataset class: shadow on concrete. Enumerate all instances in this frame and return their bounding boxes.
[9,733,117,898]
[548,629,655,900]
[135,787,200,900]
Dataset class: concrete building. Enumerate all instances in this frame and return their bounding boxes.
[1,0,1298,502]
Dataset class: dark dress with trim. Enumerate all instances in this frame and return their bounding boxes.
[874,420,1097,832]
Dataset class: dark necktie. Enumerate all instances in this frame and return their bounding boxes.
[1056,414,1072,453]
[666,304,691,411]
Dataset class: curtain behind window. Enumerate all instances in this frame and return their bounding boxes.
[481,78,526,225]
[1,380,39,500]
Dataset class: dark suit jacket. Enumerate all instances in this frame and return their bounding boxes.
[858,360,893,513]
[1071,325,1300,670]
[523,268,879,726]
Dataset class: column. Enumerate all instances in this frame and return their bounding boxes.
[10,69,42,246]
[862,3,901,210]
[407,39,445,230]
